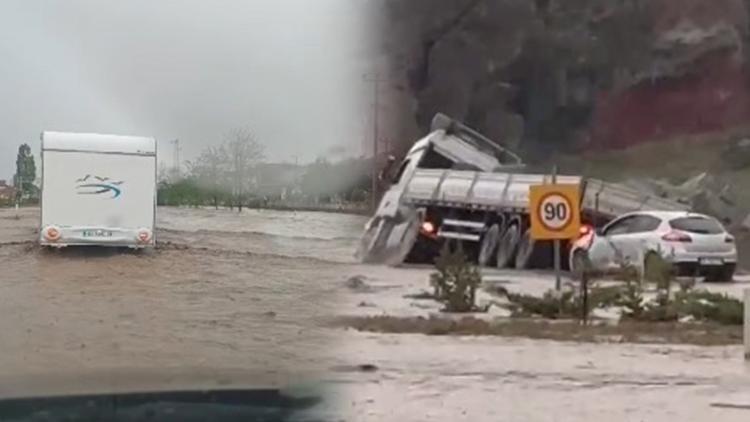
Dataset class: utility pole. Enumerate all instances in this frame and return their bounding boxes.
[171,139,181,179]
[364,72,387,210]
[15,159,23,217]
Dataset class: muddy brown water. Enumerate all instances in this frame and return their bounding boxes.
[0,206,367,396]
[4,207,750,421]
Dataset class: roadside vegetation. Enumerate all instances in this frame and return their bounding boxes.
[0,143,39,208]
[430,243,484,313]
[156,128,372,211]
[340,248,746,345]
[338,316,742,346]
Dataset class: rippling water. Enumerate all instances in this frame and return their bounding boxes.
[157,207,367,263]
[0,206,366,395]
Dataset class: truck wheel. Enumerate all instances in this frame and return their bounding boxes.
[496,224,520,269]
[477,224,500,267]
[514,229,536,270]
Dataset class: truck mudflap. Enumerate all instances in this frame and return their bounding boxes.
[356,207,424,265]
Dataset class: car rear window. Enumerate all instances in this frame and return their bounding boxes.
[669,216,724,234]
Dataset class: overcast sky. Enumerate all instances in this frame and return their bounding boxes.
[0,0,376,180]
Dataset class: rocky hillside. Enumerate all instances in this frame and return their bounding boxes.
[380,0,750,159]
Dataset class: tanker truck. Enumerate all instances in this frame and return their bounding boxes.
[356,114,689,269]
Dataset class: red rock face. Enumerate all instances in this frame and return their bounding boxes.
[589,53,750,149]
[652,0,747,34]
[587,0,750,150]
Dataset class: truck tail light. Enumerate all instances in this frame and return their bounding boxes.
[662,230,692,243]
[421,221,435,234]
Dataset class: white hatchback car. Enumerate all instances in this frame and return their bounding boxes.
[570,211,737,282]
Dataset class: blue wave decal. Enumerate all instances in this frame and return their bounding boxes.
[76,182,123,198]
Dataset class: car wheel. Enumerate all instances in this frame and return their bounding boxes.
[570,250,591,281]
[478,224,500,267]
[705,264,736,283]
[496,224,520,269]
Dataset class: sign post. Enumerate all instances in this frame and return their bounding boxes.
[529,181,581,291]
[552,167,561,291]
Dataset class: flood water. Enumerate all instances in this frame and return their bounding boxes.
[2,206,750,421]
[0,206,366,397]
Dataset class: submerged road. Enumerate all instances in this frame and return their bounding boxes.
[1,207,750,421]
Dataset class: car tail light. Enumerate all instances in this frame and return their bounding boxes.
[662,230,692,242]
[572,225,595,251]
[43,226,61,241]
[725,235,735,243]
[137,229,152,243]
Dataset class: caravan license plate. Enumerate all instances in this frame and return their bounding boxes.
[83,230,112,238]
[699,258,723,266]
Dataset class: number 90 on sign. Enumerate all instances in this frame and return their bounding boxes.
[529,184,581,240]
[541,195,570,230]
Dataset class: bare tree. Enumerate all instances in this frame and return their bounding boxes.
[223,127,265,211]
[186,145,230,209]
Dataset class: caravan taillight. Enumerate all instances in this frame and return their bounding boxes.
[44,226,61,241]
[137,229,151,243]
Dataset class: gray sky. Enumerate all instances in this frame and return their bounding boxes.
[0,0,376,180]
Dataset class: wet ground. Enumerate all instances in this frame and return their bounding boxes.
[0,207,363,394]
[2,206,750,420]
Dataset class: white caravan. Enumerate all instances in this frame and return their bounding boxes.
[39,131,157,248]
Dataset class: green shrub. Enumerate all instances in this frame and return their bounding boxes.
[674,290,744,325]
[614,262,646,320]
[430,242,482,313]
[503,289,578,319]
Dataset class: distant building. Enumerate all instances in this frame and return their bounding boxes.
[0,180,17,202]
[254,163,305,197]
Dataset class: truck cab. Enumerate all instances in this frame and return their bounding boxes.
[375,114,523,219]
[358,114,523,263]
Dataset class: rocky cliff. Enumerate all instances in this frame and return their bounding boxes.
[381,0,750,159]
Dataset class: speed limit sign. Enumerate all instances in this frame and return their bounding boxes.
[529,184,581,240]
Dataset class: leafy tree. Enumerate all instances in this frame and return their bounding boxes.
[157,178,205,207]
[13,143,37,200]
